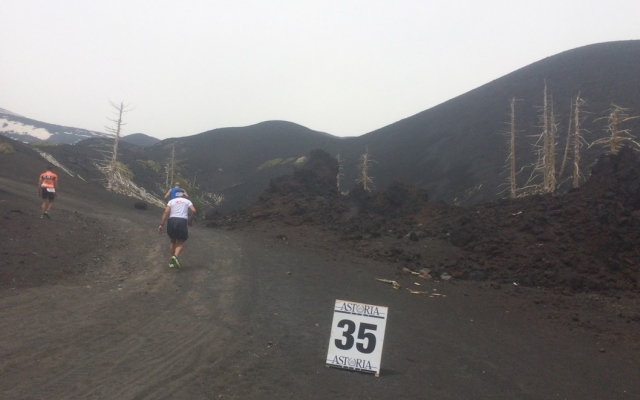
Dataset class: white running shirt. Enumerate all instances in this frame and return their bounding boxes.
[167,198,193,219]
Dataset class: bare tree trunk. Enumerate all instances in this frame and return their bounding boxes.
[170,143,176,185]
[509,98,517,199]
[609,106,621,154]
[558,96,575,180]
[165,162,170,190]
[105,101,131,191]
[573,94,584,188]
[548,95,557,192]
[357,147,376,191]
[541,83,550,192]
[591,104,640,155]
[107,130,120,191]
[165,143,176,190]
[336,154,344,192]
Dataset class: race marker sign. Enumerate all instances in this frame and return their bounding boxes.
[326,300,388,377]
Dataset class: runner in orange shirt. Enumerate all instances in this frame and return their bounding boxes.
[38,165,58,219]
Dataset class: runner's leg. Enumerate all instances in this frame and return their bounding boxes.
[174,240,184,257]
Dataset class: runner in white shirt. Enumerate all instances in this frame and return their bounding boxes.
[158,189,196,268]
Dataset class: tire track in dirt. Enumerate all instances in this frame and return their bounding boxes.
[0,186,248,399]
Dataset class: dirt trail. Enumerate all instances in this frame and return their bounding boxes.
[1,178,248,398]
[1,178,639,399]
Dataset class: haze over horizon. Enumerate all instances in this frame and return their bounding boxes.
[2,1,639,140]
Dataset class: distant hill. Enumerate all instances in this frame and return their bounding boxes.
[135,121,346,208]
[0,108,111,144]
[121,133,160,147]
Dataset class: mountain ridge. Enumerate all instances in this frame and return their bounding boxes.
[0,108,112,144]
[3,40,639,209]
[121,133,161,147]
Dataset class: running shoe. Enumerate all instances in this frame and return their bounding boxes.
[44,212,51,219]
[40,214,44,219]
[171,255,180,269]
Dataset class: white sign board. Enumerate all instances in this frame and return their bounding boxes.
[326,299,388,377]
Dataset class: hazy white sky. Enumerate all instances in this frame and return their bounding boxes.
[2,1,639,139]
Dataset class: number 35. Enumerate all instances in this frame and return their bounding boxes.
[335,320,377,354]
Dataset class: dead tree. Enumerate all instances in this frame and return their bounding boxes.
[356,147,376,192]
[548,96,557,192]
[541,84,550,191]
[104,101,132,191]
[499,98,544,199]
[165,143,176,190]
[336,154,344,192]
[530,83,559,194]
[572,95,587,188]
[592,104,640,155]
[557,94,588,189]
[558,96,575,180]
[514,83,559,197]
[500,98,518,199]
[198,192,225,209]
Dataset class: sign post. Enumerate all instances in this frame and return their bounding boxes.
[326,299,388,377]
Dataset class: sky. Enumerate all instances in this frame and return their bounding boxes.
[1,1,639,139]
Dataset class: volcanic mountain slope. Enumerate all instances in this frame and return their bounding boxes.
[0,134,166,210]
[4,41,639,211]
[339,40,640,205]
[210,147,640,299]
[0,108,110,144]
[0,134,144,206]
[135,121,347,209]
[137,41,640,209]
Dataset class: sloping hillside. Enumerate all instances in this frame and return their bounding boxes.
[0,108,110,144]
[340,40,640,204]
[5,41,639,210]
[139,41,640,209]
[210,147,640,295]
[138,121,349,209]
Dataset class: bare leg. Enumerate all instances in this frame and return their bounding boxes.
[174,240,184,257]
[41,199,48,214]
[169,238,177,256]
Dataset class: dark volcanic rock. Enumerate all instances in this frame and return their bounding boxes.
[209,146,640,294]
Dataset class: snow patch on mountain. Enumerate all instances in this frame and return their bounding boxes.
[0,118,52,140]
[0,108,112,144]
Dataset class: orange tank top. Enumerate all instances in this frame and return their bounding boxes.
[40,171,58,188]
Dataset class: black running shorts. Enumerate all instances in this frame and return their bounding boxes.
[167,217,188,241]
[41,188,55,201]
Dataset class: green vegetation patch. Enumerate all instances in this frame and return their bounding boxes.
[257,158,283,170]
[137,159,162,172]
[0,142,15,154]
[116,161,134,179]
[32,141,60,147]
